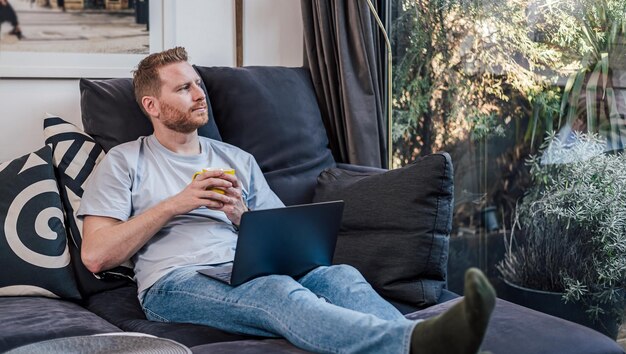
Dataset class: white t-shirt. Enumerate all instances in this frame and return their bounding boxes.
[77,135,284,297]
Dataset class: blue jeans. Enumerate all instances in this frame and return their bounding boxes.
[142,264,418,354]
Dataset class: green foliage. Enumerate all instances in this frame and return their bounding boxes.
[469,111,505,141]
[553,1,626,149]
[391,0,563,161]
[392,0,626,160]
[498,132,626,321]
[527,87,562,149]
[391,0,626,230]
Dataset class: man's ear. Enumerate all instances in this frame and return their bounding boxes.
[142,96,159,119]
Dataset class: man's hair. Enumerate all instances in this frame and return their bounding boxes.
[133,46,189,116]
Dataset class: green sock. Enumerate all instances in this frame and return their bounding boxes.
[410,268,496,354]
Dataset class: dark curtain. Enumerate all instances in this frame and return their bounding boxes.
[302,0,388,168]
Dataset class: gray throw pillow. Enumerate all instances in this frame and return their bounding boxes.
[0,146,81,299]
[313,152,454,307]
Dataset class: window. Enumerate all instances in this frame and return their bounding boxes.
[390,0,626,301]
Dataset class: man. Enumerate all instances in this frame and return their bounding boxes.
[0,0,22,40]
[79,47,495,354]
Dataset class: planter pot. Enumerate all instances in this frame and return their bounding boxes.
[480,206,500,231]
[503,279,622,339]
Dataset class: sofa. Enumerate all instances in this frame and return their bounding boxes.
[0,65,623,354]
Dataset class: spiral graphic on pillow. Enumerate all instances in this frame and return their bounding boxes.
[4,179,70,268]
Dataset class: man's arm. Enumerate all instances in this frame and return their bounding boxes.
[81,204,174,274]
[81,169,241,273]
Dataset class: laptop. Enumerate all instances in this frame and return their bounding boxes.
[197,200,345,286]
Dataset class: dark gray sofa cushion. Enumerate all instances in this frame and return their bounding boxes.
[0,296,121,352]
[313,153,453,308]
[85,284,254,348]
[407,298,625,354]
[195,66,336,205]
[0,146,81,300]
[79,76,222,153]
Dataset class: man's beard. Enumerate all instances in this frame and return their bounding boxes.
[159,101,208,134]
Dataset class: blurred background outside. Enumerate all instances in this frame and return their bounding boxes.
[0,0,149,54]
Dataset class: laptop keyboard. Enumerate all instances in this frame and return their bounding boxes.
[213,272,232,281]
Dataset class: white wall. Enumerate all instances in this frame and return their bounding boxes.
[171,0,303,66]
[0,79,82,162]
[0,0,303,162]
[243,0,303,66]
[167,0,235,66]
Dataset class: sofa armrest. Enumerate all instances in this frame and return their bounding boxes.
[406,298,626,354]
[313,152,454,308]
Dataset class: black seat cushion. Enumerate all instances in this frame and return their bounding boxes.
[0,297,121,352]
[195,66,336,205]
[313,153,453,308]
[85,284,256,348]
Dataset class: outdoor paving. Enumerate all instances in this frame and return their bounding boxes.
[0,0,148,54]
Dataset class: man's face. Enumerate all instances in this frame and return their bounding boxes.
[155,62,208,134]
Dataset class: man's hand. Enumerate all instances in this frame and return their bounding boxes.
[82,170,244,274]
[165,170,247,226]
[217,171,248,227]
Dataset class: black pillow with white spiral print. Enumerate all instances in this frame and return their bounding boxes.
[0,146,81,299]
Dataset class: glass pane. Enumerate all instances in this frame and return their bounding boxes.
[391,0,626,339]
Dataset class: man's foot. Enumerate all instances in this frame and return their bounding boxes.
[9,27,23,40]
[410,268,496,354]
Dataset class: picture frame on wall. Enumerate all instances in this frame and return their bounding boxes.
[0,0,166,78]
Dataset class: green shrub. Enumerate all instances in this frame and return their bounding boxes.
[498,131,626,321]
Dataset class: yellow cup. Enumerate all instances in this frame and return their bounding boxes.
[192,168,235,194]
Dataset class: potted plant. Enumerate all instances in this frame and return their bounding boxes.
[498,131,626,338]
